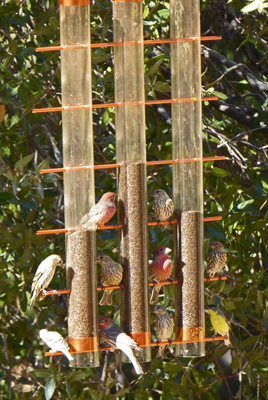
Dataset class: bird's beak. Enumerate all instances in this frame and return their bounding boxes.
[164,248,172,254]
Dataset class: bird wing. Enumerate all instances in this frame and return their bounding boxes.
[79,203,105,226]
[116,333,141,351]
[31,259,52,294]
[166,198,174,209]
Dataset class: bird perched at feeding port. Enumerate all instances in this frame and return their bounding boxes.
[30,255,63,309]
[153,305,174,358]
[152,189,174,230]
[39,329,74,361]
[206,241,227,278]
[150,247,173,304]
[97,254,123,306]
[79,192,116,228]
[206,305,231,346]
[98,316,143,375]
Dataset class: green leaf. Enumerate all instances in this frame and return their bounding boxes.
[10,113,20,127]
[45,378,56,400]
[210,167,230,177]
[15,153,34,172]
[157,9,170,19]
[237,199,254,210]
[147,59,163,77]
[91,53,110,63]
[0,192,13,204]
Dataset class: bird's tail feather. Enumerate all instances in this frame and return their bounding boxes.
[150,286,161,304]
[63,349,74,361]
[99,290,113,306]
[117,345,143,375]
[30,291,38,309]
[156,345,166,358]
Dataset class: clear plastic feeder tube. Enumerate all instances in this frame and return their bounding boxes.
[113,0,151,363]
[60,1,98,367]
[170,0,205,357]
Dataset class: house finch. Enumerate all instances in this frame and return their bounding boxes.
[152,189,174,230]
[79,192,116,228]
[150,247,173,304]
[206,305,231,346]
[206,241,227,277]
[39,329,73,361]
[97,255,123,306]
[98,316,143,375]
[30,255,63,308]
[153,305,174,358]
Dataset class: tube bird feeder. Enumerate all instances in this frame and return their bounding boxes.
[170,0,205,357]
[113,0,151,363]
[60,0,99,367]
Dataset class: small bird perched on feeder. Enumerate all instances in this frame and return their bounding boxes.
[79,192,116,228]
[206,305,231,346]
[30,254,63,308]
[206,241,227,277]
[39,329,74,361]
[97,254,123,306]
[98,316,143,375]
[152,189,174,230]
[153,305,174,358]
[150,247,173,304]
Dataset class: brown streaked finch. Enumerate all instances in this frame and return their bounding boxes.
[98,316,143,375]
[79,192,116,228]
[97,254,123,306]
[30,255,63,308]
[152,189,174,230]
[150,247,173,304]
[39,329,74,361]
[153,305,174,358]
[206,241,227,278]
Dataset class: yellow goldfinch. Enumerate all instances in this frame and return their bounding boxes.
[206,305,231,346]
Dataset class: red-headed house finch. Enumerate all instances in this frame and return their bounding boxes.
[206,241,227,278]
[152,189,174,230]
[30,255,63,308]
[153,305,174,358]
[150,247,173,304]
[97,255,123,306]
[39,329,74,361]
[79,192,116,228]
[98,316,143,375]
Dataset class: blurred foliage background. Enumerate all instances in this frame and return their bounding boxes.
[0,0,268,398]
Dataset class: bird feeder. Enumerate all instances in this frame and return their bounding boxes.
[60,0,99,367]
[113,0,151,363]
[33,0,227,367]
[170,0,205,356]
